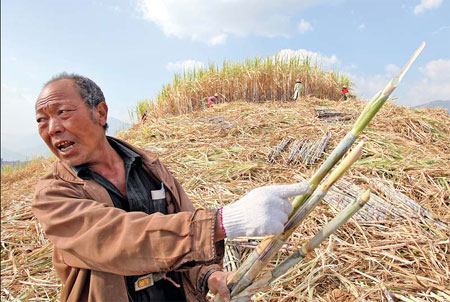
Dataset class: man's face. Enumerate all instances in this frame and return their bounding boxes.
[36,79,108,167]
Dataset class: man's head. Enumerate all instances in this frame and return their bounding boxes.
[36,73,109,166]
[42,73,109,131]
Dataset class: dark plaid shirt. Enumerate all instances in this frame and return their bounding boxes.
[73,137,186,302]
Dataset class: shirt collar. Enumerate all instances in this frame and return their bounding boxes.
[71,137,142,178]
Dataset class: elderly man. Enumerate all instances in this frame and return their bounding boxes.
[32,73,309,302]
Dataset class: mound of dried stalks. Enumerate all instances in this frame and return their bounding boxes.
[1,97,449,301]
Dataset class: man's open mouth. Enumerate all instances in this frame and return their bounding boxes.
[55,141,75,153]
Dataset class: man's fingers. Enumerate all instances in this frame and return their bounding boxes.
[271,222,285,236]
[268,181,310,199]
[278,198,293,215]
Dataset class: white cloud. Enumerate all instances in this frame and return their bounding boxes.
[136,0,333,45]
[166,60,206,73]
[350,59,450,106]
[385,64,400,76]
[432,25,450,35]
[275,49,339,69]
[348,63,399,100]
[419,59,450,79]
[405,59,450,106]
[209,34,227,45]
[414,0,443,15]
[297,19,313,34]
[349,73,391,101]
[358,23,366,31]
[167,49,339,76]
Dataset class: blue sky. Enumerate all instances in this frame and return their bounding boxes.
[1,0,449,158]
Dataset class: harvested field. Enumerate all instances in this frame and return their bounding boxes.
[1,97,449,301]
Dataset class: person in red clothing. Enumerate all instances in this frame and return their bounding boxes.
[207,93,219,108]
[341,86,349,100]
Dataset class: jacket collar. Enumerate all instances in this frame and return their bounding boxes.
[53,136,159,183]
[108,136,159,166]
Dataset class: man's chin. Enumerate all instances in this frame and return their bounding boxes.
[55,153,84,167]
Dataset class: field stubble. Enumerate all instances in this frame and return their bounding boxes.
[1,98,449,301]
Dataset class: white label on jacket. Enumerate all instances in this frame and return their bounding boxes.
[151,189,165,200]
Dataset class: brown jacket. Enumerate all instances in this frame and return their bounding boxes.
[32,138,224,301]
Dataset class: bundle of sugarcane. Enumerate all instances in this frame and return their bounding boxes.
[233,189,371,301]
[228,141,365,297]
[268,137,292,162]
[215,42,426,301]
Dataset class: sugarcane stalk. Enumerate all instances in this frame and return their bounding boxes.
[229,142,364,296]
[291,41,425,214]
[231,189,371,300]
[226,42,425,296]
[284,141,364,231]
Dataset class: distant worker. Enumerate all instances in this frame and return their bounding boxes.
[341,86,349,100]
[207,93,219,108]
[293,80,303,101]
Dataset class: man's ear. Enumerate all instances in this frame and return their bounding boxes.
[95,102,108,127]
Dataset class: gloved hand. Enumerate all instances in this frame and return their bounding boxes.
[221,181,310,239]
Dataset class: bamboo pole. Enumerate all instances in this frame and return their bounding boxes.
[231,190,371,301]
[226,42,426,296]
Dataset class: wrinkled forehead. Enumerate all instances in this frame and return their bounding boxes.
[36,79,80,110]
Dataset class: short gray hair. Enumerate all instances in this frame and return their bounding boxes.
[44,72,108,131]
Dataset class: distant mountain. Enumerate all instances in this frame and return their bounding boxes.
[107,117,132,136]
[1,117,132,161]
[413,100,450,113]
[1,132,50,161]
[1,158,28,169]
[1,147,29,162]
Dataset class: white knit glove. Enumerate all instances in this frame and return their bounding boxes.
[221,182,310,239]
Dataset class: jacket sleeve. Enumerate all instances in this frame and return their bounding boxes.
[32,179,222,277]
[180,208,224,301]
[154,159,225,298]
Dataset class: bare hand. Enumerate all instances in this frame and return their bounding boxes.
[208,271,235,302]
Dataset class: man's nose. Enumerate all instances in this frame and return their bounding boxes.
[48,118,64,136]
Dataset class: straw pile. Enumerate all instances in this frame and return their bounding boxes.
[1,97,449,301]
